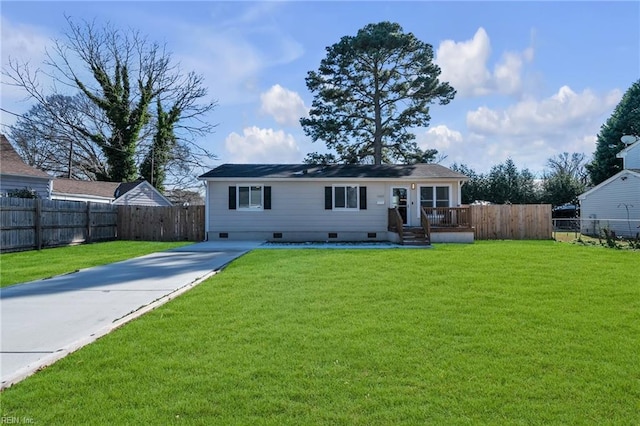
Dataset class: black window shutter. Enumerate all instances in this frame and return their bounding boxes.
[228,186,236,210]
[359,186,367,210]
[325,187,332,210]
[264,186,271,210]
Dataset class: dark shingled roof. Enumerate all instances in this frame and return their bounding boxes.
[199,164,468,180]
[0,134,51,178]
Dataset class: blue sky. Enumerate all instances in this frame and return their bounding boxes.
[2,1,639,176]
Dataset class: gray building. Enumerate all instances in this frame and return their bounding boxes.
[199,163,472,243]
[579,139,640,238]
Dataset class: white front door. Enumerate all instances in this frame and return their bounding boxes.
[391,187,409,225]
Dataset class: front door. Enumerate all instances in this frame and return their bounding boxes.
[391,187,409,225]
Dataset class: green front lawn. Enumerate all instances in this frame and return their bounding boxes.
[1,241,638,424]
[0,241,192,287]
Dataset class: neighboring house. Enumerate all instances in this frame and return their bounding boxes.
[0,134,52,198]
[51,179,120,204]
[112,179,173,206]
[579,139,640,237]
[199,163,472,243]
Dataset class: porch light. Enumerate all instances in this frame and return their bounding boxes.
[411,183,415,190]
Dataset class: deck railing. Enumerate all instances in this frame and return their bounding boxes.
[420,207,432,242]
[421,207,471,228]
[388,207,404,241]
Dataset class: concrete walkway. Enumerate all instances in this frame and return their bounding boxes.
[0,241,263,389]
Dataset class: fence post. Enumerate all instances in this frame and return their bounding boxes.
[86,202,92,244]
[35,198,42,250]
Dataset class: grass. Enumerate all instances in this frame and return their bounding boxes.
[1,241,639,424]
[0,240,192,287]
[554,231,640,250]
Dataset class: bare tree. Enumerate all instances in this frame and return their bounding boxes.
[541,152,588,206]
[4,16,216,187]
[546,152,589,185]
[8,94,110,180]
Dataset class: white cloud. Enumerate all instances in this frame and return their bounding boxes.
[260,84,308,127]
[0,17,55,126]
[416,125,466,164]
[0,16,50,66]
[436,27,533,97]
[417,125,463,151]
[457,86,623,174]
[467,86,621,136]
[225,126,301,163]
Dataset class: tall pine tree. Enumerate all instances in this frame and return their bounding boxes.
[586,80,640,185]
[301,22,455,165]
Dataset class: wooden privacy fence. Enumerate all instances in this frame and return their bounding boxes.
[470,204,552,240]
[117,205,205,242]
[0,198,117,252]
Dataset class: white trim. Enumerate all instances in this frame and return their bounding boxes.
[51,193,114,204]
[332,184,359,211]
[203,181,209,239]
[616,139,640,158]
[236,184,264,211]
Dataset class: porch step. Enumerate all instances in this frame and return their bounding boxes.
[402,227,430,246]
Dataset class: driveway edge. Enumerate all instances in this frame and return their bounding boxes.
[1,269,220,390]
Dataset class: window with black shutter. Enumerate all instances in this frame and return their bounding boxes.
[228,186,236,210]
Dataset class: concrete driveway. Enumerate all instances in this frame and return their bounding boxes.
[0,241,263,389]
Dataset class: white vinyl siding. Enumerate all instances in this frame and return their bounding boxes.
[0,175,51,199]
[112,183,172,206]
[618,141,640,169]
[206,179,463,234]
[210,181,379,233]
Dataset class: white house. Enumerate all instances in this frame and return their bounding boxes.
[579,139,640,238]
[199,163,472,244]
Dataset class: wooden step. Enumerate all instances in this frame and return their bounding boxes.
[401,227,429,246]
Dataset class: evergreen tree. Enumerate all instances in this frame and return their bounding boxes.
[586,80,640,185]
[301,22,455,165]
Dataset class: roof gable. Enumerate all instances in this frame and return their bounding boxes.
[199,163,468,180]
[0,134,51,179]
[617,139,640,158]
[114,180,144,198]
[617,139,640,169]
[578,169,640,200]
[113,180,173,206]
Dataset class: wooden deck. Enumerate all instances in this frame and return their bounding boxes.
[389,206,473,245]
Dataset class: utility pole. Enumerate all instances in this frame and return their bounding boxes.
[67,137,73,179]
